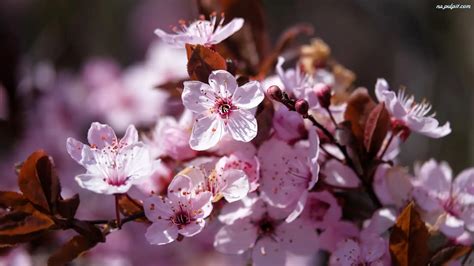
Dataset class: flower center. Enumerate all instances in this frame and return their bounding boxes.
[257,217,276,236]
[172,211,191,226]
[215,98,235,119]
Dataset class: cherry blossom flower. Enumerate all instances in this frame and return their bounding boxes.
[215,151,260,192]
[179,165,250,203]
[272,104,306,142]
[329,235,388,266]
[373,165,413,208]
[214,197,319,266]
[258,129,320,222]
[412,160,474,242]
[143,110,196,161]
[66,122,154,194]
[144,174,213,245]
[154,14,244,47]
[182,70,264,150]
[375,78,451,138]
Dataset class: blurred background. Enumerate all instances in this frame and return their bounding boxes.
[0,0,472,264]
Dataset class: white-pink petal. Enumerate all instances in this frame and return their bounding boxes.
[145,221,178,245]
[182,81,216,113]
[232,80,264,109]
[221,169,250,203]
[208,70,238,97]
[211,18,244,44]
[189,114,224,150]
[87,122,117,148]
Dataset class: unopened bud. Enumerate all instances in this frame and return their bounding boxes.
[267,85,283,101]
[314,83,331,109]
[295,99,309,115]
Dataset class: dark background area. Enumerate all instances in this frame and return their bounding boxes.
[0,0,473,172]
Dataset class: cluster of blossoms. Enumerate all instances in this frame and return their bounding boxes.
[2,6,473,266]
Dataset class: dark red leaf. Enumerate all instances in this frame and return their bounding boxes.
[35,156,60,213]
[57,194,80,220]
[343,88,376,142]
[0,208,54,247]
[364,103,390,156]
[70,220,105,243]
[117,194,148,223]
[186,44,227,82]
[389,202,430,266]
[18,150,51,213]
[430,245,471,266]
[47,235,98,266]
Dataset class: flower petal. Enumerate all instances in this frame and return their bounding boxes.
[189,114,225,150]
[178,220,205,237]
[144,196,174,221]
[208,70,238,97]
[323,159,360,188]
[120,124,138,145]
[214,219,257,254]
[182,81,216,113]
[232,81,264,109]
[145,221,178,245]
[75,173,130,195]
[252,238,287,266]
[227,109,258,142]
[167,175,193,202]
[211,18,244,44]
[66,137,86,163]
[221,169,250,203]
[87,122,117,149]
[329,239,361,265]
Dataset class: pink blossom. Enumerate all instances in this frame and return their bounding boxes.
[143,110,197,161]
[214,197,319,265]
[144,174,213,245]
[373,165,413,208]
[66,122,154,194]
[322,159,360,188]
[182,70,264,150]
[272,103,305,142]
[329,235,388,266]
[257,129,320,222]
[375,79,451,138]
[412,160,474,241]
[154,14,244,47]
[215,151,260,192]
[180,165,250,203]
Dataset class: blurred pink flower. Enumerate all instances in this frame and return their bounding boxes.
[143,110,196,161]
[375,78,451,138]
[66,122,154,194]
[329,235,388,266]
[155,14,244,47]
[182,70,264,150]
[373,165,413,208]
[144,175,213,245]
[272,103,305,142]
[412,160,474,242]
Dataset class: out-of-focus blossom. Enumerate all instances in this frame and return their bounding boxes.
[412,160,474,243]
[155,14,244,47]
[375,79,451,138]
[66,122,154,194]
[144,174,213,245]
[182,70,264,150]
[322,158,360,188]
[143,110,196,161]
[215,151,260,192]
[373,165,413,208]
[272,103,306,142]
[258,129,320,222]
[180,165,249,203]
[214,197,319,266]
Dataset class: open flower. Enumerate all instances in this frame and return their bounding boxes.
[375,79,451,138]
[182,70,264,150]
[257,129,320,222]
[154,14,244,47]
[144,174,213,245]
[214,197,319,266]
[180,165,250,203]
[66,122,154,194]
[412,160,474,242]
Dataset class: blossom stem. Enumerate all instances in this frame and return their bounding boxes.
[378,131,395,159]
[325,107,338,129]
[115,194,122,229]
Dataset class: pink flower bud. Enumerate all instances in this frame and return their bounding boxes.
[267,85,283,101]
[314,83,331,109]
[295,99,309,115]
